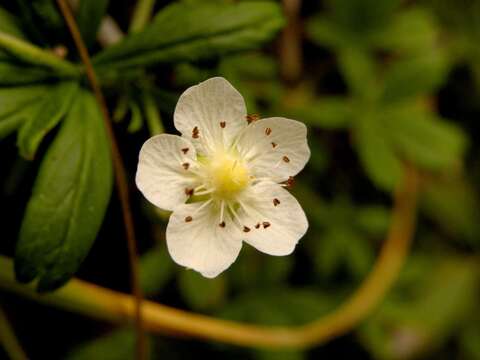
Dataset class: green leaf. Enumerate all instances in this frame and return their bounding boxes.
[306,16,349,49]
[15,90,113,292]
[178,270,226,311]
[421,176,480,247]
[289,97,352,129]
[139,246,174,297]
[369,8,437,53]
[17,81,78,159]
[355,205,390,237]
[65,328,152,360]
[0,60,55,85]
[385,108,466,170]
[127,101,143,133]
[93,2,285,70]
[0,7,26,38]
[360,256,479,359]
[0,84,48,138]
[76,0,110,48]
[354,114,402,191]
[337,47,377,99]
[381,53,449,103]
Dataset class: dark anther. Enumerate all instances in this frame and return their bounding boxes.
[265,127,272,136]
[220,121,226,128]
[219,221,226,228]
[273,198,280,206]
[185,188,194,196]
[282,155,290,163]
[262,221,271,229]
[246,114,260,124]
[255,223,261,229]
[271,142,277,148]
[185,216,193,222]
[182,162,190,170]
[243,226,251,232]
[181,147,189,154]
[192,126,199,139]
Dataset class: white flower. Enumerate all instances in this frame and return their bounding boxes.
[136,77,310,278]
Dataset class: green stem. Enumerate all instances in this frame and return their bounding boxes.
[0,31,79,76]
[129,0,156,33]
[0,305,28,360]
[142,91,164,135]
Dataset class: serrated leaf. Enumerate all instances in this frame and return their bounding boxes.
[178,270,226,311]
[0,84,48,138]
[76,0,110,48]
[93,2,284,70]
[15,90,113,292]
[354,114,402,191]
[17,81,78,159]
[385,109,466,170]
[381,53,449,103]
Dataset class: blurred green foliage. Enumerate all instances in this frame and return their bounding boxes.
[0,0,480,359]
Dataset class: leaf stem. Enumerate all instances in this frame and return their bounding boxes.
[129,0,156,33]
[55,1,146,360]
[0,166,419,349]
[0,305,28,360]
[0,31,79,76]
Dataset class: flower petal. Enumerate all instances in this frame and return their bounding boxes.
[136,134,199,211]
[236,181,308,256]
[236,117,310,183]
[166,201,243,278]
[174,77,247,155]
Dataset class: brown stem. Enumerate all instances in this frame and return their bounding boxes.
[55,1,146,359]
[280,0,303,85]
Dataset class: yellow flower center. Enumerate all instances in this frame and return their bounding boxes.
[206,152,249,199]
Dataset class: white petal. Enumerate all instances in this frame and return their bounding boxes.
[166,201,243,278]
[236,117,310,183]
[174,77,247,155]
[236,181,308,256]
[136,134,199,211]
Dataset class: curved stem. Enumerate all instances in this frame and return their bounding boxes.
[0,31,79,76]
[0,166,419,349]
[0,305,28,360]
[55,1,146,360]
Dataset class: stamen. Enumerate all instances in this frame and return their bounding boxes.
[246,114,260,124]
[282,155,290,163]
[265,127,272,136]
[185,188,194,196]
[192,126,199,139]
[273,198,280,206]
[219,201,225,224]
[283,176,295,189]
[243,226,251,232]
[185,216,193,222]
[262,221,271,229]
[194,188,214,196]
[220,121,226,128]
[181,147,189,154]
[192,198,213,215]
[271,142,277,148]
[182,162,190,170]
